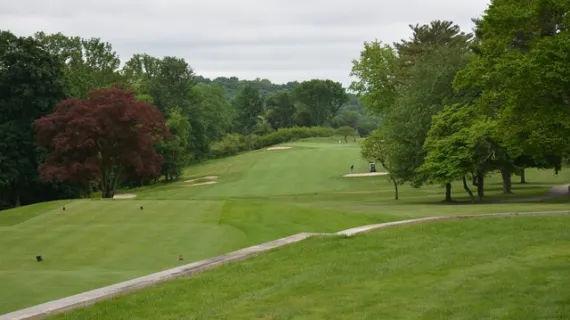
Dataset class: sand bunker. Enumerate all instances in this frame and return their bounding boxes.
[184,181,218,187]
[183,175,219,187]
[343,172,389,178]
[267,146,292,151]
[113,194,137,199]
[184,176,218,184]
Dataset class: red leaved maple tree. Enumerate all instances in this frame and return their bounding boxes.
[35,86,169,198]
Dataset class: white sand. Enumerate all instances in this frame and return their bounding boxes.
[183,181,218,187]
[113,194,137,199]
[184,176,218,184]
[343,172,389,178]
[267,146,292,151]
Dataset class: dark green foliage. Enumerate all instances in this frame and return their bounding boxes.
[266,92,296,129]
[195,75,299,98]
[293,80,348,126]
[232,85,264,136]
[156,107,191,181]
[0,30,68,207]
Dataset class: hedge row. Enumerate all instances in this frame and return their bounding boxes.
[209,126,335,158]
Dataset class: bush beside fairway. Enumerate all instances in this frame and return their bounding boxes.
[1,138,569,314]
[51,216,570,320]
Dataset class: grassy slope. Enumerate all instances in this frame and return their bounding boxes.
[54,215,570,320]
[1,137,569,314]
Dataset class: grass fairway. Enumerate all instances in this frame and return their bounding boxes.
[1,137,569,315]
[52,215,570,320]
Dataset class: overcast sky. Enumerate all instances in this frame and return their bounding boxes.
[1,0,489,86]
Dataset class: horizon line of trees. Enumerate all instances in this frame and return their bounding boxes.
[0,29,380,210]
[353,1,570,202]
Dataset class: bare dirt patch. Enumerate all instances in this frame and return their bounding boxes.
[267,146,292,151]
[343,172,389,178]
[113,194,137,199]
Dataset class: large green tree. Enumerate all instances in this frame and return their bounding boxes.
[394,21,473,84]
[156,107,191,181]
[350,41,399,114]
[352,21,474,200]
[233,85,264,141]
[34,32,121,99]
[420,104,506,202]
[189,83,234,159]
[385,40,474,192]
[0,31,67,206]
[266,91,295,129]
[149,56,195,116]
[454,0,570,190]
[122,53,161,102]
[293,79,348,126]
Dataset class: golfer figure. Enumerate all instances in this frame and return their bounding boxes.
[350,165,354,173]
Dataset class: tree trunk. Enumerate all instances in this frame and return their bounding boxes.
[520,168,526,184]
[15,194,21,207]
[477,171,485,201]
[391,178,399,200]
[472,173,478,186]
[101,185,115,199]
[445,183,452,202]
[462,176,476,203]
[11,179,21,207]
[501,168,512,194]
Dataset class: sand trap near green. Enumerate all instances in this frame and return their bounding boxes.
[266,146,292,150]
[343,172,389,177]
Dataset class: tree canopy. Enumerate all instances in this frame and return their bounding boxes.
[35,87,168,198]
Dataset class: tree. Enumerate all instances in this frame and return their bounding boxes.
[361,129,401,200]
[419,104,505,202]
[355,21,474,201]
[35,87,168,198]
[149,56,195,116]
[383,42,474,191]
[189,83,234,159]
[0,30,67,207]
[122,53,161,100]
[266,91,295,129]
[336,126,358,143]
[233,85,263,142]
[34,32,122,99]
[394,20,473,83]
[454,0,570,188]
[350,41,399,114]
[156,107,191,181]
[332,110,360,129]
[293,79,348,126]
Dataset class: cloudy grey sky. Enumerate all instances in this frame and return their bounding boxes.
[1,0,489,86]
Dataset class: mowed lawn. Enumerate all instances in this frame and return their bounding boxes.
[1,137,569,314]
[53,215,570,320]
